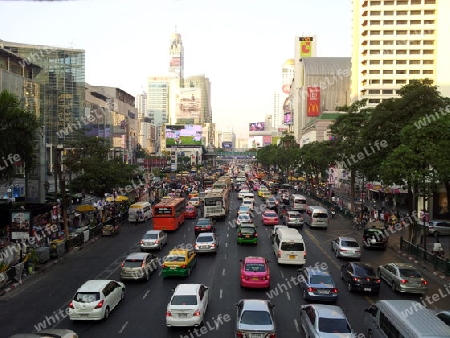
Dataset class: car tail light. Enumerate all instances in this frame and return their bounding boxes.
[269,334,276,338]
[180,264,186,268]
[162,264,166,268]
[140,240,144,244]
[307,287,317,292]
[69,301,74,309]
[166,311,172,317]
[304,252,306,257]
[277,251,281,258]
[400,279,408,284]
[193,309,201,316]
[195,244,199,249]
[211,243,216,247]
[353,277,360,282]
[141,261,146,268]
[330,288,338,293]
[422,280,428,285]
[244,276,249,280]
[155,240,159,244]
[340,249,347,252]
[121,262,124,267]
[236,332,244,338]
[238,233,242,237]
[255,233,258,237]
[94,300,104,309]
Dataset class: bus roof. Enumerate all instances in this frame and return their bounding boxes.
[154,197,185,207]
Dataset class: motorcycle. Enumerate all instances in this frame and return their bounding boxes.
[330,209,336,218]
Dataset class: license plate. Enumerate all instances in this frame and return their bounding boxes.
[348,251,354,254]
[80,314,89,317]
[245,235,250,238]
[178,313,187,318]
[364,288,371,292]
[252,278,259,280]
[170,266,177,270]
[317,290,329,294]
[289,255,296,259]
[201,246,208,249]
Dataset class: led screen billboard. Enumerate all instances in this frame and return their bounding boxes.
[222,142,233,148]
[249,122,265,131]
[176,88,201,123]
[165,125,202,146]
[248,136,263,148]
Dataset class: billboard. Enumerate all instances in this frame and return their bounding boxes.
[176,88,201,123]
[165,124,202,147]
[248,136,263,148]
[283,96,293,125]
[249,122,265,131]
[263,136,272,146]
[307,87,321,117]
[299,36,313,57]
[222,141,233,148]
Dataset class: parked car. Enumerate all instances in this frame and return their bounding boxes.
[237,224,258,244]
[68,280,125,321]
[166,283,209,327]
[362,226,388,250]
[9,330,78,338]
[140,230,168,251]
[235,299,276,337]
[120,252,158,281]
[185,205,198,219]
[297,267,338,302]
[378,262,428,294]
[194,218,216,236]
[194,232,219,254]
[161,249,197,278]
[262,210,279,226]
[427,220,450,237]
[331,237,362,259]
[340,262,380,295]
[283,210,305,228]
[300,304,354,338]
[240,256,270,289]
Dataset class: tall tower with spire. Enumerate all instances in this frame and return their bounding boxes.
[168,31,184,80]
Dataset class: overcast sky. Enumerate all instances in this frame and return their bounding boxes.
[0,0,352,138]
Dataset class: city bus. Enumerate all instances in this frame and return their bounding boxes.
[212,176,231,193]
[203,177,214,189]
[152,197,186,231]
[204,189,229,219]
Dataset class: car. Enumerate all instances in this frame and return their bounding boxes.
[166,284,209,327]
[340,262,380,295]
[262,210,279,226]
[331,237,362,259]
[68,280,125,321]
[238,189,250,200]
[283,210,305,228]
[253,183,260,191]
[198,191,206,202]
[161,249,197,278]
[435,310,450,326]
[120,252,158,281]
[188,190,199,199]
[265,197,278,211]
[257,187,269,197]
[362,226,388,250]
[235,299,276,337]
[188,197,200,207]
[427,220,450,237]
[240,256,270,289]
[8,330,79,338]
[185,205,198,219]
[236,213,253,226]
[298,267,338,302]
[194,232,219,254]
[378,262,428,294]
[237,224,258,244]
[300,304,355,338]
[242,198,254,211]
[237,205,252,217]
[194,217,216,236]
[140,230,168,251]
[271,224,288,237]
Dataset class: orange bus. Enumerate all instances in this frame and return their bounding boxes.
[152,197,186,231]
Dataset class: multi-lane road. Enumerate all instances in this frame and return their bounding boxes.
[2,191,448,337]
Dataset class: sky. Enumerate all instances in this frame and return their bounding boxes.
[0,0,352,139]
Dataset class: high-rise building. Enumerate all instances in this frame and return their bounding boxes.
[147,75,174,127]
[168,32,184,81]
[181,75,212,125]
[135,91,147,119]
[351,0,450,104]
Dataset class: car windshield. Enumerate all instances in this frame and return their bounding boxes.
[191,198,199,201]
[245,263,266,272]
[280,242,304,251]
[196,223,211,228]
[264,212,277,218]
[240,310,272,325]
[366,229,383,236]
[165,255,186,262]
[196,219,211,226]
[354,266,376,277]
[197,236,214,243]
[318,318,351,333]
[399,268,422,278]
[75,292,100,303]
[240,227,255,234]
[143,233,158,240]
[310,275,334,285]
[341,241,359,247]
[171,295,197,305]
[123,260,143,268]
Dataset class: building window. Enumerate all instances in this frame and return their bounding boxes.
[423,70,433,74]
[411,0,421,3]
[410,50,420,54]
[384,20,394,24]
[396,79,407,84]
[396,50,407,54]
[369,40,381,45]
[409,40,421,45]
[369,90,381,94]
[409,60,420,64]
[383,79,393,84]
[383,70,394,74]
[424,20,435,24]
[382,90,394,94]
[397,0,408,4]
[384,30,394,35]
[396,20,407,25]
[370,0,381,4]
[396,70,406,74]
[368,99,381,104]
[410,70,420,74]
[396,10,407,15]
[423,60,434,64]
[423,40,434,45]
[371,30,381,35]
[384,10,394,15]
[370,79,381,84]
[410,10,421,15]
[383,60,393,64]
[370,10,381,15]
[370,60,381,64]
[396,30,407,35]
[384,0,394,4]
[424,29,435,34]
[424,10,435,15]
[410,20,421,24]
[424,0,436,4]
[370,20,381,25]
[369,70,381,74]
[370,50,380,54]
[423,49,434,54]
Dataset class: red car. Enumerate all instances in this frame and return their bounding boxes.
[185,205,197,219]
[240,256,270,288]
[262,210,279,226]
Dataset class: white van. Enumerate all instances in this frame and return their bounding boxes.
[272,228,306,266]
[304,206,329,229]
[364,300,450,338]
[128,201,152,223]
[242,198,254,211]
[289,194,307,211]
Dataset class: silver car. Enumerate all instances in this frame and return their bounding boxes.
[283,211,305,227]
[331,237,362,259]
[140,230,168,251]
[378,262,429,294]
[300,304,354,338]
[427,220,450,237]
[194,232,219,254]
[235,299,276,337]
[9,330,78,338]
[120,252,159,281]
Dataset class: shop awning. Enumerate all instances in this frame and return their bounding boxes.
[106,195,129,202]
[75,205,96,213]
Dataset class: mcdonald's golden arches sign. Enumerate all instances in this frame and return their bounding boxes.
[307,87,321,117]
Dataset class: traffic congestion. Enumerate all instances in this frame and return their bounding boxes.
[3,164,450,337]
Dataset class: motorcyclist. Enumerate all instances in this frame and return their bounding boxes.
[330,205,336,218]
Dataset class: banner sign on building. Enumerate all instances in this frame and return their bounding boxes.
[222,142,233,148]
[263,136,272,145]
[299,36,313,57]
[307,86,321,117]
[176,88,201,123]
[249,122,265,131]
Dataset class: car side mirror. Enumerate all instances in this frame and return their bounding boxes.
[171,288,175,292]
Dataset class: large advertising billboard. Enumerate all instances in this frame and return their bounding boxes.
[176,88,201,123]
[248,136,263,149]
[222,142,233,149]
[283,96,292,125]
[249,122,265,131]
[263,136,272,146]
[299,36,313,57]
[307,86,321,117]
[165,124,202,147]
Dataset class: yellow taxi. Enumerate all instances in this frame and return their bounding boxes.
[259,190,271,200]
[162,249,197,278]
[258,187,270,197]
[188,190,199,199]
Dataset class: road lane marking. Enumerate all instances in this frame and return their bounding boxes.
[280,270,284,278]
[286,291,291,300]
[142,290,150,299]
[294,319,300,332]
[224,254,227,259]
[225,242,228,248]
[227,233,229,238]
[220,289,223,299]
[183,234,186,238]
[118,321,128,333]
[222,268,226,276]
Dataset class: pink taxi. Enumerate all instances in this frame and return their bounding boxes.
[240,256,270,289]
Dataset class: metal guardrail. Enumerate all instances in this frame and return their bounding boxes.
[400,236,450,276]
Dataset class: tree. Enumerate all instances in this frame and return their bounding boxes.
[0,90,40,184]
[299,141,336,185]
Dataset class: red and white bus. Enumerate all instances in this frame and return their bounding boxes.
[153,197,186,231]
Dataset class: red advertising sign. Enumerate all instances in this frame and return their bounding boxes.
[263,136,272,145]
[307,87,320,117]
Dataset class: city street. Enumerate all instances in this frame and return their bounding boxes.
[1,191,448,337]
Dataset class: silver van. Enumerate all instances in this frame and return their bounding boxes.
[364,300,450,338]
[304,206,329,229]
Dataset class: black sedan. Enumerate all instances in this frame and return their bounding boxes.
[340,262,381,295]
[194,218,216,236]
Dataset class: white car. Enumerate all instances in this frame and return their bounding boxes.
[188,197,200,207]
[242,198,254,211]
[300,304,354,337]
[166,284,209,327]
[68,280,125,321]
[9,330,78,338]
[238,189,250,200]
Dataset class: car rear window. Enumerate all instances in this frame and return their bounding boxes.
[75,292,100,303]
[240,227,256,234]
[318,318,351,333]
[354,265,376,277]
[197,236,213,243]
[310,275,334,285]
[165,255,186,262]
[341,241,359,247]
[171,295,197,305]
[241,310,272,325]
[313,213,328,218]
[196,219,212,226]
[399,268,422,278]
[280,242,304,251]
[245,263,266,272]
[289,213,301,218]
[143,233,158,240]
[265,212,277,217]
[123,259,143,268]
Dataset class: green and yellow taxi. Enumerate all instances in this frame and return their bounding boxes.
[237,224,258,245]
[162,249,197,277]
[259,190,271,200]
